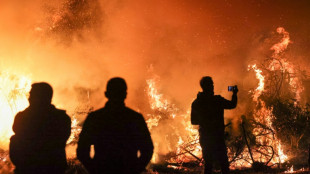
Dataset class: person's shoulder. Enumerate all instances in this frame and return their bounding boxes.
[89,107,105,116]
[54,108,67,115]
[124,107,142,115]
[15,107,30,119]
[191,99,199,110]
[124,107,144,119]
[191,92,202,105]
[215,95,224,99]
[192,92,206,107]
[192,97,199,103]
[86,107,106,120]
[54,108,71,121]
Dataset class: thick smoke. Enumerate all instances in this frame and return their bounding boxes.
[0,0,310,153]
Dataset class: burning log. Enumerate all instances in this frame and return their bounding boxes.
[176,140,202,163]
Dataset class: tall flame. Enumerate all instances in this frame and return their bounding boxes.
[247,28,293,164]
[248,64,265,102]
[245,65,289,165]
[269,27,304,104]
[146,78,170,111]
[145,76,200,164]
[243,27,302,166]
[0,72,31,149]
[270,27,291,56]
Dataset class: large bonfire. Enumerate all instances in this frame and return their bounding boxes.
[143,27,309,172]
[0,27,309,173]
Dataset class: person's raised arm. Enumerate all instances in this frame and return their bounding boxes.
[222,86,238,109]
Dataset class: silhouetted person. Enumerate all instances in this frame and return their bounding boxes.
[77,77,154,174]
[9,82,71,174]
[191,76,238,174]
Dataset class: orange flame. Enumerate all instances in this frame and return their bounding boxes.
[271,27,291,56]
[248,54,288,166]
[67,116,81,144]
[0,72,31,150]
[248,64,265,102]
[145,76,200,164]
[269,27,304,104]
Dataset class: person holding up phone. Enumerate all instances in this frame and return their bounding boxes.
[191,76,238,174]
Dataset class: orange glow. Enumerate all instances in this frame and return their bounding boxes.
[269,27,304,104]
[247,62,288,166]
[146,78,170,111]
[0,72,31,149]
[0,0,309,172]
[145,76,201,163]
[67,116,82,144]
[270,27,291,56]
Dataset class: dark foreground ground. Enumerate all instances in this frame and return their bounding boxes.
[1,158,309,174]
[66,159,310,174]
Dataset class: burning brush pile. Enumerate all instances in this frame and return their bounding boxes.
[1,27,310,174]
[140,27,310,173]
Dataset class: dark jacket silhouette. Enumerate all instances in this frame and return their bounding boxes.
[9,82,71,174]
[191,76,237,174]
[77,77,154,174]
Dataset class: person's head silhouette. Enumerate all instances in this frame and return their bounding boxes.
[105,77,127,102]
[28,82,53,106]
[200,76,214,95]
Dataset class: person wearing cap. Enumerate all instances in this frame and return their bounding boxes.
[77,77,154,174]
[10,82,71,174]
[191,76,238,174]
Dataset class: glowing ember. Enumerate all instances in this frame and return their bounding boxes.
[284,166,306,173]
[285,166,294,173]
[0,72,31,150]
